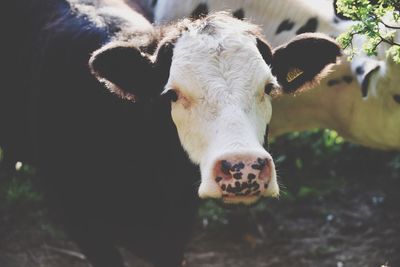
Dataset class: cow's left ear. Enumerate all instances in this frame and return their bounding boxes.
[271,33,341,93]
[89,41,173,101]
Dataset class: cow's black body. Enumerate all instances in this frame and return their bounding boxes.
[2,1,199,266]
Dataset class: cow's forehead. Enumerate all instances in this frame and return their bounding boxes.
[172,14,264,55]
[167,15,274,96]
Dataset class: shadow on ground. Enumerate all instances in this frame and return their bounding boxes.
[0,165,399,267]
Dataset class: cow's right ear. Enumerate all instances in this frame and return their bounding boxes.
[89,42,172,101]
[271,33,341,94]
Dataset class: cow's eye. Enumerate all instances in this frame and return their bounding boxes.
[164,89,179,102]
[264,83,274,95]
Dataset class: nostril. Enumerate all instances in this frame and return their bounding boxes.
[258,158,267,167]
[251,157,268,171]
[220,160,232,175]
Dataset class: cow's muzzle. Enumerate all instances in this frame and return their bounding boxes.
[198,153,279,204]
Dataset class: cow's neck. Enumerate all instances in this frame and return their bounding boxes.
[269,62,357,138]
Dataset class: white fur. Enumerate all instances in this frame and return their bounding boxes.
[153,0,400,150]
[163,15,279,200]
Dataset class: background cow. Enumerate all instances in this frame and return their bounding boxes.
[1,0,340,266]
[151,0,400,151]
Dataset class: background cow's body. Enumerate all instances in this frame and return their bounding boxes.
[152,0,400,150]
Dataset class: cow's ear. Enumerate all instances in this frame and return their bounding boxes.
[89,42,172,101]
[271,33,341,93]
[152,41,174,88]
[256,37,273,66]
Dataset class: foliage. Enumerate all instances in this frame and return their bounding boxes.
[4,176,41,205]
[198,199,229,228]
[336,0,400,63]
[271,130,347,201]
[0,162,41,211]
[272,130,399,198]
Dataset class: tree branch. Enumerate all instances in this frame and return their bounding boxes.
[379,20,400,29]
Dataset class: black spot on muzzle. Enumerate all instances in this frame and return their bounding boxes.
[221,160,232,175]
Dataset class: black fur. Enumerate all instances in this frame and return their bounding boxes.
[276,19,295,34]
[328,79,341,86]
[233,8,245,20]
[89,44,157,100]
[361,66,380,98]
[3,1,199,266]
[342,75,354,84]
[356,66,365,75]
[296,17,319,34]
[256,38,273,66]
[271,33,342,93]
[89,41,175,101]
[191,3,209,18]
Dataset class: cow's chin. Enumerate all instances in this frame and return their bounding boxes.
[222,196,260,205]
[197,181,260,205]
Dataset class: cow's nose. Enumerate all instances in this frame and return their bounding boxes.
[213,156,272,197]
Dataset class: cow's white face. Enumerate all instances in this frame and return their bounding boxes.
[163,17,279,203]
[152,0,400,151]
[89,12,341,204]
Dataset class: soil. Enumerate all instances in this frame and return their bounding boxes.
[0,170,399,267]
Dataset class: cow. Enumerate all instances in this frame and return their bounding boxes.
[1,0,340,266]
[151,0,400,151]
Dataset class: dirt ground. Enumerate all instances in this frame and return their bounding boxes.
[0,171,399,267]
